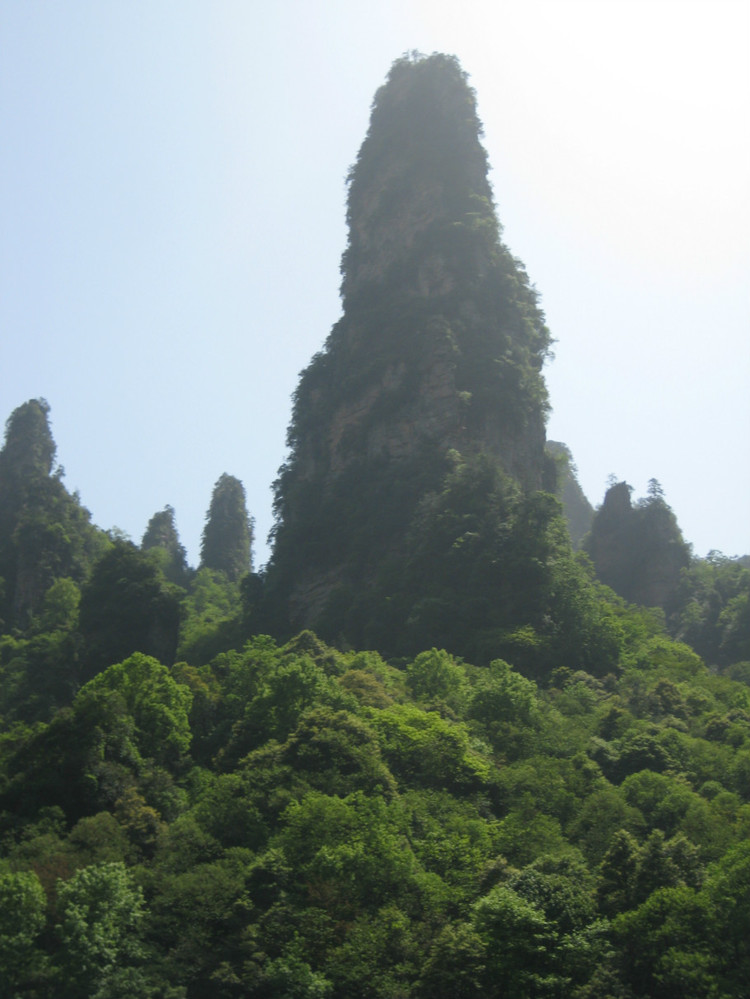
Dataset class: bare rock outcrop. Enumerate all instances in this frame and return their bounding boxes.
[266,54,554,639]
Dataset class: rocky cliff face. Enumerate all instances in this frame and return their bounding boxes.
[0,400,104,627]
[546,441,594,548]
[267,54,555,639]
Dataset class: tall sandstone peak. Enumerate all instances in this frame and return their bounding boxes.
[268,54,556,645]
[584,480,691,613]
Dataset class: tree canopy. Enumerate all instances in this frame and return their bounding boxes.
[0,51,747,999]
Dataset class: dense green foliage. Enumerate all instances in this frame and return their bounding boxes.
[307,451,623,675]
[0,398,748,997]
[1,610,749,997]
[670,551,750,669]
[78,541,183,681]
[2,52,748,999]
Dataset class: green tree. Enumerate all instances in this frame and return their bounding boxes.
[218,654,354,765]
[718,589,750,664]
[0,624,81,723]
[279,707,397,798]
[0,869,46,997]
[417,920,486,998]
[373,703,491,794]
[597,828,640,915]
[702,840,750,992]
[78,540,183,677]
[472,884,554,998]
[54,862,147,998]
[278,790,419,914]
[467,657,540,759]
[177,567,242,665]
[75,652,193,766]
[147,852,252,993]
[405,647,468,710]
[36,575,80,632]
[612,885,715,999]
[260,951,332,999]
[670,552,750,666]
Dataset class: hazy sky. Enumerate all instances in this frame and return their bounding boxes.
[2,0,748,566]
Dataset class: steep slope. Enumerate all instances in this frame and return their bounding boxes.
[267,54,556,644]
[546,441,594,548]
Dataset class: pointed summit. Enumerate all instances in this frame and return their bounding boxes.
[268,54,557,650]
[341,52,496,306]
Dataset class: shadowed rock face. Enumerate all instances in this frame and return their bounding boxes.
[545,442,594,548]
[584,481,691,612]
[268,54,554,636]
[340,55,495,307]
[0,399,104,627]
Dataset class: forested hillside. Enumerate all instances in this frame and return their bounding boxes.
[1,53,749,999]
[1,463,748,996]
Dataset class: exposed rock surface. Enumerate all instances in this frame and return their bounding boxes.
[0,399,103,627]
[546,441,594,548]
[267,54,555,637]
[584,481,691,611]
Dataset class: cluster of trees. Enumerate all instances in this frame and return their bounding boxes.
[1,625,749,996]
[2,52,749,999]
[0,399,749,998]
[0,401,255,718]
[583,479,750,671]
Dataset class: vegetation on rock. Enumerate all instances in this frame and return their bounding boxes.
[200,474,253,583]
[1,54,748,999]
[142,506,190,586]
[267,53,555,644]
[584,479,691,613]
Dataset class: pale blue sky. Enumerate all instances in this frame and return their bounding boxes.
[2,0,748,565]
